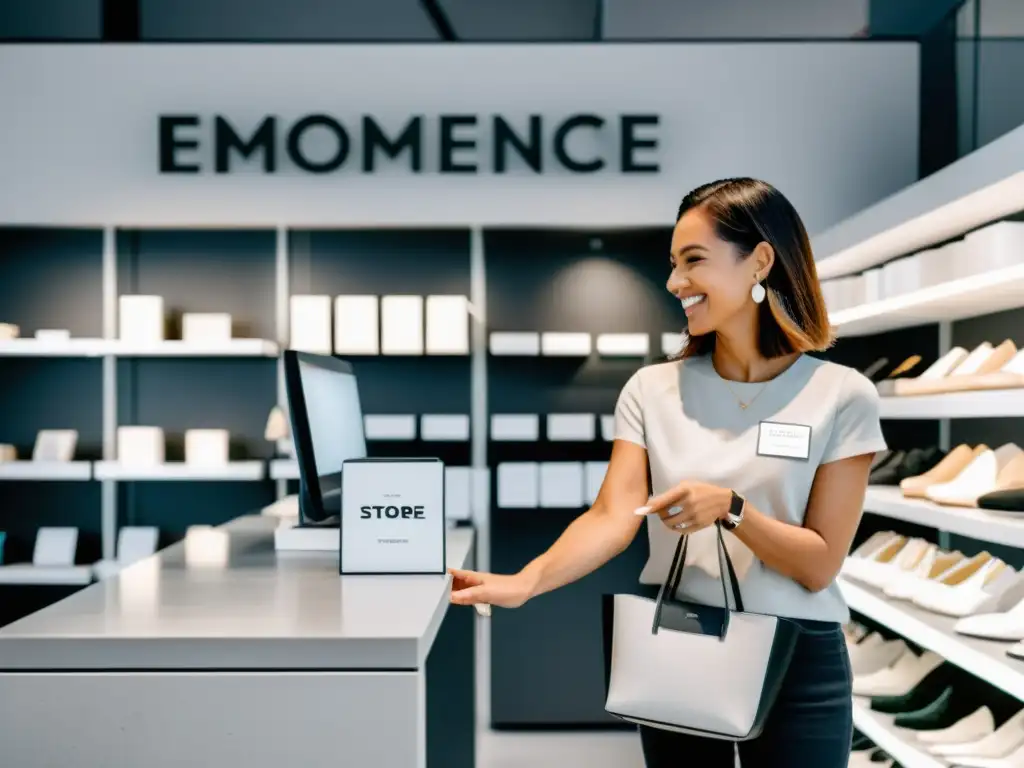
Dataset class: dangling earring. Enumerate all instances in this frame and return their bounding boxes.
[751,278,766,305]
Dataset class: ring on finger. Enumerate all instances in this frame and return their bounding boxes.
[673,521,691,531]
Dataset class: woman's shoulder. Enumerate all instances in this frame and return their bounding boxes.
[807,357,880,405]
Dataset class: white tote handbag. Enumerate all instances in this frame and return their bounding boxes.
[603,522,800,740]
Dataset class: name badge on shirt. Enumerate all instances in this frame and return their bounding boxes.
[757,421,811,461]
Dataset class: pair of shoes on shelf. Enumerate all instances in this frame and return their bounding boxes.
[870,446,946,485]
[890,339,1024,396]
[843,532,1024,618]
[897,442,1024,509]
[847,630,911,676]
[926,707,1024,765]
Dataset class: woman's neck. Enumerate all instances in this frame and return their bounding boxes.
[711,332,798,383]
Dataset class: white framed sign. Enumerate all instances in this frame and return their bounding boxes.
[340,457,446,575]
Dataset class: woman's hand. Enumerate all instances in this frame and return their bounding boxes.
[449,568,535,610]
[636,480,732,534]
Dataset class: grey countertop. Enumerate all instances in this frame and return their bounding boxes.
[0,515,474,672]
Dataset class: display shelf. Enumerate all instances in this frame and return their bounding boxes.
[93,461,266,481]
[0,461,93,481]
[269,459,299,480]
[813,123,1024,279]
[839,578,1024,701]
[0,339,279,358]
[878,389,1024,419]
[851,703,946,768]
[0,565,93,586]
[863,486,1024,547]
[831,263,1024,337]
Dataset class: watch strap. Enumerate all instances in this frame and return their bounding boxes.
[722,490,745,530]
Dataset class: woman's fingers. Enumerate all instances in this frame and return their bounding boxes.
[451,584,487,605]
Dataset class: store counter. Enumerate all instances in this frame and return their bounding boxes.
[0,514,476,768]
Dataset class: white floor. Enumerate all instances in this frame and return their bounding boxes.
[477,729,646,768]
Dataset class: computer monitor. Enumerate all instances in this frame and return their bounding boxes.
[282,351,368,526]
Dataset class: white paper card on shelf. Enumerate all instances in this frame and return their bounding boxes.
[547,414,595,441]
[0,323,19,340]
[661,332,683,357]
[596,333,650,357]
[445,466,472,520]
[585,461,608,505]
[364,414,417,441]
[340,458,445,574]
[119,295,165,344]
[32,430,78,462]
[491,414,540,441]
[421,414,470,441]
[600,415,616,442]
[181,313,233,345]
[184,525,229,568]
[381,295,424,355]
[289,295,332,353]
[541,332,591,356]
[33,527,78,567]
[34,329,70,342]
[426,295,469,355]
[0,444,16,462]
[333,295,379,355]
[184,429,230,467]
[540,462,585,508]
[497,462,539,508]
[117,426,165,467]
[489,332,540,356]
[117,526,159,563]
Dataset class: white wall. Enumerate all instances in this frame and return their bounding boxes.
[0,43,919,232]
[603,0,869,39]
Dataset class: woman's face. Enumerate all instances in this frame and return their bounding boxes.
[667,208,760,338]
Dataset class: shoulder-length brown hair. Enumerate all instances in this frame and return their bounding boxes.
[675,178,834,360]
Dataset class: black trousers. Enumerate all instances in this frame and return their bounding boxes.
[638,618,853,767]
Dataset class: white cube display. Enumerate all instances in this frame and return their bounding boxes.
[33,527,79,567]
[497,462,539,508]
[182,313,233,345]
[184,429,230,467]
[117,426,165,467]
[585,461,609,505]
[426,295,469,355]
[34,329,71,342]
[421,414,470,441]
[539,462,585,508]
[547,414,595,441]
[489,332,540,356]
[600,415,616,442]
[596,333,650,357]
[661,332,683,357]
[334,295,380,355]
[289,295,332,353]
[445,466,472,521]
[491,414,539,441]
[0,323,19,340]
[364,414,417,441]
[541,332,591,356]
[382,295,424,355]
[32,430,78,462]
[119,295,165,344]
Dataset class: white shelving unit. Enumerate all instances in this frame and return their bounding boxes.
[831,263,1024,337]
[0,565,93,586]
[0,339,279,358]
[0,461,93,481]
[878,389,1024,419]
[863,486,1024,547]
[851,703,946,768]
[0,338,108,357]
[93,461,266,482]
[840,578,1024,701]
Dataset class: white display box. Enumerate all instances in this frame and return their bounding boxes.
[497,462,539,508]
[445,466,473,520]
[119,295,165,344]
[489,332,540,356]
[541,332,591,356]
[95,526,160,580]
[600,415,616,442]
[34,527,79,567]
[184,525,229,568]
[34,329,70,342]
[289,295,332,353]
[181,313,233,345]
[364,414,417,441]
[661,332,683,357]
[32,429,78,462]
[116,426,165,467]
[426,295,469,355]
[596,333,650,357]
[381,295,424,355]
[862,268,884,302]
[585,461,608,505]
[964,221,1024,273]
[844,275,867,308]
[491,414,539,441]
[0,323,19,340]
[546,413,595,442]
[938,240,971,281]
[539,462,584,509]
[334,295,380,355]
[421,414,470,441]
[184,429,230,467]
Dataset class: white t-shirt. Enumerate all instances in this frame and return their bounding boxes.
[614,353,886,623]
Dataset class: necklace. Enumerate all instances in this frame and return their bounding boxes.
[720,378,770,410]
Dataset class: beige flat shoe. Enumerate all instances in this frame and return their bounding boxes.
[901,444,985,499]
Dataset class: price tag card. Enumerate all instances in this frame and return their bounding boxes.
[340,458,446,575]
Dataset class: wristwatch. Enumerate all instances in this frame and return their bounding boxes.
[721,490,746,531]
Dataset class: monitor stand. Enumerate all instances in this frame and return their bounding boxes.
[273,480,341,553]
